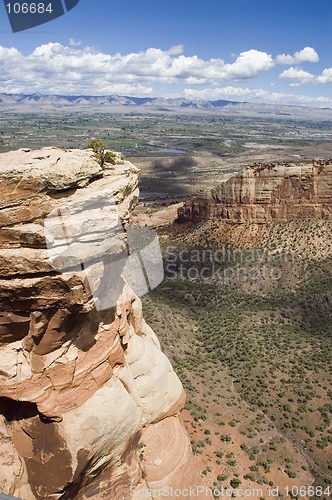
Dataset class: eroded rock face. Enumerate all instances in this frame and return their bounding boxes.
[0,148,204,499]
[178,160,332,224]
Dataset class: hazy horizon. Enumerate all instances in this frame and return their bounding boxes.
[0,0,331,107]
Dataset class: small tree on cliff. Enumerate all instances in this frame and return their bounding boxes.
[88,140,117,168]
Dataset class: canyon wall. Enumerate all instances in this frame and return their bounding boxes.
[178,160,332,224]
[0,148,204,499]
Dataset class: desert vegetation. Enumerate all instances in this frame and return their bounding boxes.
[143,221,332,496]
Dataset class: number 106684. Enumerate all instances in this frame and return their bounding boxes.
[6,3,53,14]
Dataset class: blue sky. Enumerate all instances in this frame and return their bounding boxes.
[0,0,331,106]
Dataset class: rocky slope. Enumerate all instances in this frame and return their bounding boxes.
[178,159,332,224]
[0,148,204,499]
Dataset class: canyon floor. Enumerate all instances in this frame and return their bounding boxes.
[140,218,332,498]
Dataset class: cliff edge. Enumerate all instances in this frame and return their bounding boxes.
[0,148,204,499]
[178,159,332,224]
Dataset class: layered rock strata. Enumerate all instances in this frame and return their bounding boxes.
[178,159,332,224]
[0,148,204,499]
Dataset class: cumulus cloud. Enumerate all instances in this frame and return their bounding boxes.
[225,49,273,79]
[280,66,332,85]
[0,42,329,105]
[317,68,332,84]
[276,46,319,65]
[279,67,315,83]
[0,43,274,95]
[183,86,332,107]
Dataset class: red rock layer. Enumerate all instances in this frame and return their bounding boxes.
[178,160,332,224]
[0,148,205,499]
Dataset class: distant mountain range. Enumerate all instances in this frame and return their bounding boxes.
[1,93,332,119]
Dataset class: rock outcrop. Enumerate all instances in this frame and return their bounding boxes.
[178,160,332,224]
[0,148,204,499]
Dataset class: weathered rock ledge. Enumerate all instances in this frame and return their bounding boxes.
[178,159,332,224]
[0,148,204,499]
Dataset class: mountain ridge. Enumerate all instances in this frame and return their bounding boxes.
[1,92,332,119]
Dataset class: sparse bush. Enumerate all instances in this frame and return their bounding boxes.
[88,140,119,167]
[230,478,242,488]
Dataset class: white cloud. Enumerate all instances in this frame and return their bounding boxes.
[183,86,332,107]
[296,47,319,63]
[225,49,274,79]
[317,68,332,84]
[0,43,275,95]
[69,38,81,47]
[0,42,329,106]
[280,66,332,85]
[276,46,319,65]
[0,46,21,65]
[279,67,315,84]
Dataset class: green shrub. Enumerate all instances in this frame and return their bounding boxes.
[88,140,118,167]
[230,478,242,488]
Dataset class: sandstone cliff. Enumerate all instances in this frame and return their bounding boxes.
[178,159,332,224]
[0,148,204,499]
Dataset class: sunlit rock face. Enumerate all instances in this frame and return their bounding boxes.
[178,160,332,224]
[0,148,204,499]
